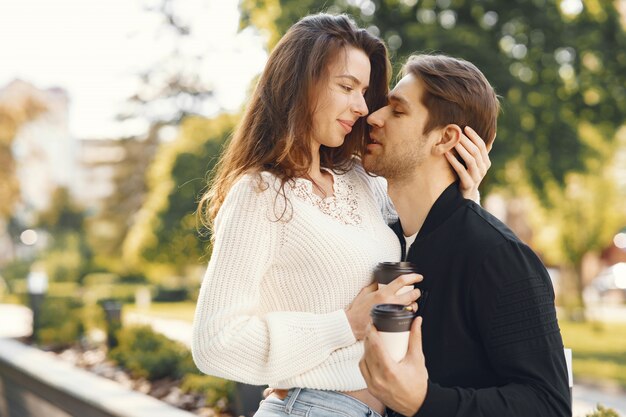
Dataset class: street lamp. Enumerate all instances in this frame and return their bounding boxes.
[27,269,48,344]
[101,299,122,349]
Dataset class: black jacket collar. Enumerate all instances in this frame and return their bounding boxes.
[391,181,465,258]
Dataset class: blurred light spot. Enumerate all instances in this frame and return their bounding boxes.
[436,0,452,8]
[482,11,498,28]
[439,10,457,29]
[417,9,437,24]
[158,125,179,142]
[615,233,626,249]
[401,0,419,7]
[499,35,515,54]
[367,25,381,37]
[20,229,38,246]
[560,0,583,16]
[387,34,403,50]
[583,89,601,106]
[510,63,533,82]
[518,67,533,82]
[555,47,576,64]
[582,52,602,72]
[361,0,376,16]
[615,263,626,288]
[521,113,536,131]
[502,22,517,35]
[512,44,528,59]
[558,64,575,80]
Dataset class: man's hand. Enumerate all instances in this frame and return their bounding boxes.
[446,126,491,203]
[360,316,429,416]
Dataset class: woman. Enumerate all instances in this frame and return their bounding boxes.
[192,13,489,417]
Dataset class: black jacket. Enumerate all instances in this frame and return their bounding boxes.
[389,182,571,417]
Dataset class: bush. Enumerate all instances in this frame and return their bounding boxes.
[153,286,189,302]
[586,405,621,417]
[109,325,191,381]
[0,259,33,290]
[181,374,234,410]
[36,296,85,350]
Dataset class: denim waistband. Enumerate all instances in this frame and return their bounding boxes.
[283,388,385,417]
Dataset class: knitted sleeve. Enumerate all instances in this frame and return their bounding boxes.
[191,175,356,385]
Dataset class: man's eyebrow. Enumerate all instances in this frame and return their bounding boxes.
[335,74,368,88]
[388,93,410,107]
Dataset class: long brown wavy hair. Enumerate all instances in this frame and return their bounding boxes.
[198,13,390,228]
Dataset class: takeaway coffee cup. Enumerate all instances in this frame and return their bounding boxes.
[374,262,418,295]
[370,304,417,362]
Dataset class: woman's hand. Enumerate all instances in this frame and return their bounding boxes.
[445,126,492,203]
[345,273,423,340]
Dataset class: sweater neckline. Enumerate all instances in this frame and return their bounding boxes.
[293,167,337,201]
[291,168,362,226]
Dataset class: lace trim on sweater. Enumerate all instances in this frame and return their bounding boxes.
[292,168,362,226]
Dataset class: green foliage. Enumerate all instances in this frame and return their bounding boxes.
[181,374,234,410]
[123,115,237,275]
[109,325,193,381]
[0,258,33,289]
[41,233,91,283]
[153,285,189,302]
[585,404,622,417]
[36,187,85,233]
[241,0,626,202]
[37,296,85,350]
[34,187,94,284]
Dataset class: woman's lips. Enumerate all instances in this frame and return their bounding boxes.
[338,120,353,134]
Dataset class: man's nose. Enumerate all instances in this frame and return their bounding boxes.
[367,108,384,127]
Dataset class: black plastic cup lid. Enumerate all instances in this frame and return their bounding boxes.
[377,262,418,272]
[370,303,416,320]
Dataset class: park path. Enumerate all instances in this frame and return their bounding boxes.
[1,303,625,416]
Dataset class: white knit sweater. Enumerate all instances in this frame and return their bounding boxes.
[191,163,401,391]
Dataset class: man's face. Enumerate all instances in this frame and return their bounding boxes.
[362,74,435,181]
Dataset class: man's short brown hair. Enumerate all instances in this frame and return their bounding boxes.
[402,54,500,146]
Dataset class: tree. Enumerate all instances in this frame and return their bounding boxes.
[530,124,626,312]
[122,115,236,281]
[0,87,48,220]
[35,187,93,283]
[84,130,159,265]
[241,0,626,202]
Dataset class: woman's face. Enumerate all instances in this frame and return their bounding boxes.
[310,46,371,150]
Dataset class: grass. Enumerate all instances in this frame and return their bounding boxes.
[124,301,197,322]
[560,320,626,389]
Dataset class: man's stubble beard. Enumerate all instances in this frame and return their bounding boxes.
[363,138,427,183]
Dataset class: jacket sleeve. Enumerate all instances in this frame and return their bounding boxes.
[191,176,356,385]
[413,241,571,417]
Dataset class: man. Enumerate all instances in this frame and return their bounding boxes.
[359,54,571,416]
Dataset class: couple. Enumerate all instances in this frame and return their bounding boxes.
[191,13,571,417]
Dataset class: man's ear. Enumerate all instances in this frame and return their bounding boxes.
[432,124,462,156]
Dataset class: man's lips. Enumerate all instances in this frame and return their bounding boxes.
[338,120,354,134]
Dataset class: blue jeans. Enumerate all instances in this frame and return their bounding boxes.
[253,388,386,417]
